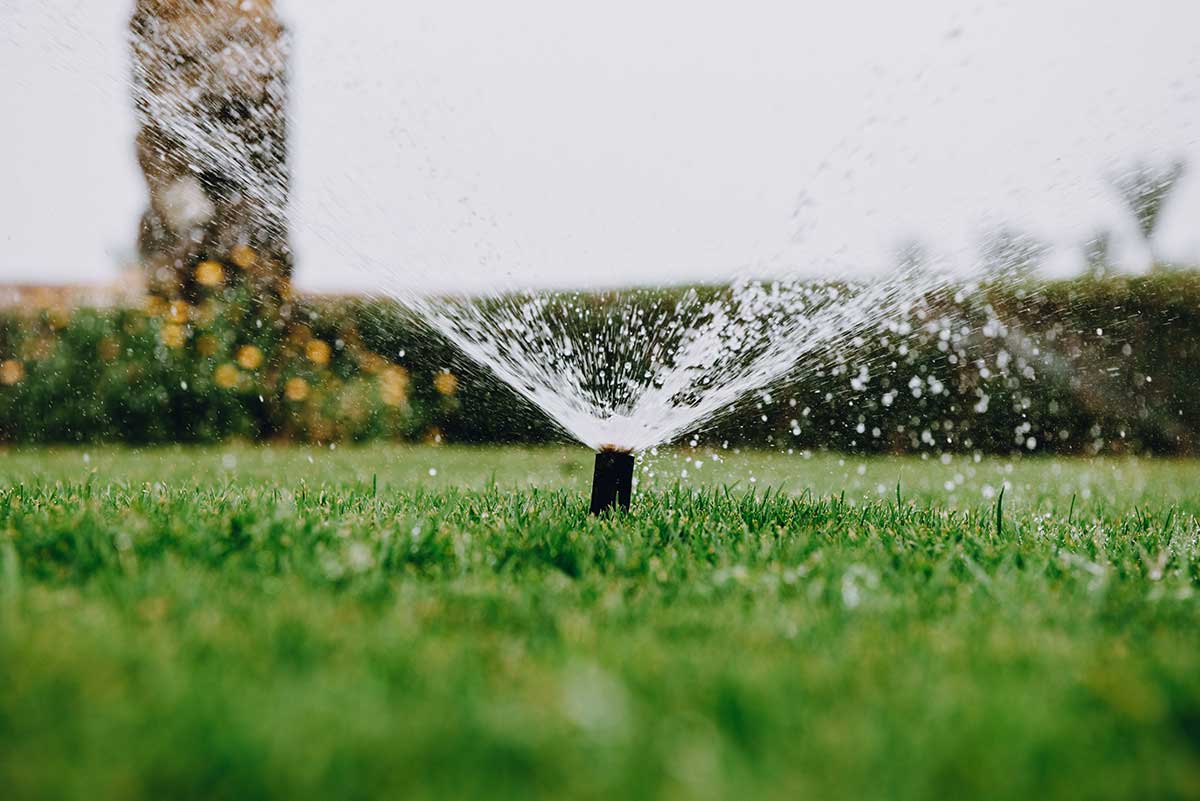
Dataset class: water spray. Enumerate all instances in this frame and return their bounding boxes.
[589,447,634,515]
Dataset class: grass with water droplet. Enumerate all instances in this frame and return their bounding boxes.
[1,445,1199,801]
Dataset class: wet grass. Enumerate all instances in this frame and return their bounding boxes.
[2,445,1199,801]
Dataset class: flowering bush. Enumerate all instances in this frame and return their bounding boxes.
[0,286,437,444]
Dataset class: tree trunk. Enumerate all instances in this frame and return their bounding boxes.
[130,0,292,302]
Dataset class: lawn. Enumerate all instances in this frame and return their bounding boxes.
[2,445,1199,801]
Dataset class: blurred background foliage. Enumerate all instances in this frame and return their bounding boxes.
[3,268,1199,455]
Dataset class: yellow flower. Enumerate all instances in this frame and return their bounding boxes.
[161,323,186,349]
[305,339,331,366]
[97,337,122,362]
[47,307,71,330]
[214,363,240,389]
[379,365,409,407]
[230,244,257,269]
[0,359,24,386]
[195,260,225,287]
[167,301,190,325]
[358,352,388,374]
[144,295,168,316]
[196,334,220,357]
[236,344,264,370]
[285,376,310,402]
[433,370,458,397]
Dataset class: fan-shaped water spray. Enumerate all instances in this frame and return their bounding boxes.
[403,269,945,453]
[397,267,948,510]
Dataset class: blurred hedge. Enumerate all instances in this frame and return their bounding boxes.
[706,273,1200,456]
[2,274,1199,455]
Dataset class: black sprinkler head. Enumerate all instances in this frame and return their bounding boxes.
[589,448,634,515]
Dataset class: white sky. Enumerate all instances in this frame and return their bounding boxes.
[2,0,1199,292]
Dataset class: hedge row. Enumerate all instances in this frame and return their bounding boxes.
[2,274,1199,454]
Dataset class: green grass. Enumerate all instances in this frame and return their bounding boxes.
[2,445,1199,801]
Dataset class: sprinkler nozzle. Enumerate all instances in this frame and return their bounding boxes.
[589,448,634,515]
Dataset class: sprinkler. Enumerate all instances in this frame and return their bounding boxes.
[589,447,634,514]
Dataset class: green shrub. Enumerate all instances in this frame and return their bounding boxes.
[2,274,1199,454]
[0,288,423,444]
